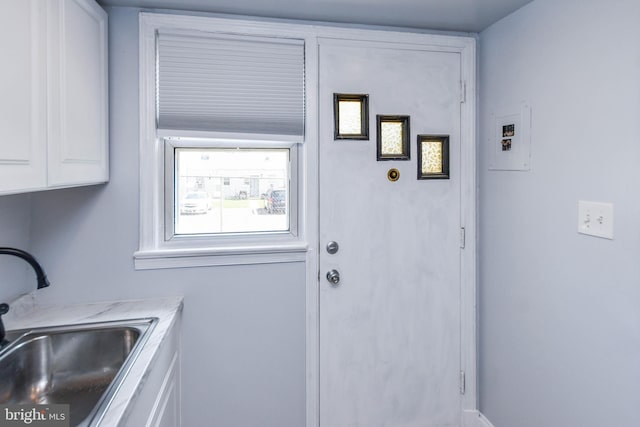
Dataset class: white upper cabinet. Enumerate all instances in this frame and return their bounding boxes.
[47,0,108,187]
[0,0,108,195]
[0,0,48,193]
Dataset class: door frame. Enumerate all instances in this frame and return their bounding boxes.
[305,26,477,427]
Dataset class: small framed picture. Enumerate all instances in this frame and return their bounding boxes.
[417,134,450,180]
[489,103,531,171]
[333,94,369,140]
[376,115,410,161]
[502,124,515,137]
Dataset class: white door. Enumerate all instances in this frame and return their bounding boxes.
[319,39,463,427]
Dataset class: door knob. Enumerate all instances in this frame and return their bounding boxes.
[326,269,340,285]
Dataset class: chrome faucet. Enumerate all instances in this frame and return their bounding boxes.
[0,247,50,347]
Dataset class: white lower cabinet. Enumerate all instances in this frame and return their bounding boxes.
[0,0,108,195]
[123,317,182,427]
[147,353,181,427]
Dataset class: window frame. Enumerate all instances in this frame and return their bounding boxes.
[136,13,318,269]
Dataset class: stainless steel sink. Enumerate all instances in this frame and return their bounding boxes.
[0,318,157,426]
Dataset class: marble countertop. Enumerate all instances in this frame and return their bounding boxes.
[3,293,183,427]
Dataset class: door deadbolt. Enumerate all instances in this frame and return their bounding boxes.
[326,241,339,254]
[326,269,340,285]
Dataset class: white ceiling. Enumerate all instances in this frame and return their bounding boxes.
[98,0,533,32]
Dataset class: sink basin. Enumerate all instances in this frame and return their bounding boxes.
[0,318,157,426]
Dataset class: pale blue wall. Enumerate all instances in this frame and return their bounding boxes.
[479,0,640,426]
[27,7,306,427]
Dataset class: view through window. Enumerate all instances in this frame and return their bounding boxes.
[174,148,290,235]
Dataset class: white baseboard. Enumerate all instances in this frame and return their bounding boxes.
[462,410,496,427]
[478,412,496,427]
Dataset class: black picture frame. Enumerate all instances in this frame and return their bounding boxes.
[376,115,410,161]
[417,134,450,180]
[333,93,369,140]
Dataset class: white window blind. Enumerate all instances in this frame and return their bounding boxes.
[157,32,305,137]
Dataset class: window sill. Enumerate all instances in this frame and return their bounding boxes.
[133,243,308,270]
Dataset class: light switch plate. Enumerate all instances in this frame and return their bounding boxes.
[578,201,613,239]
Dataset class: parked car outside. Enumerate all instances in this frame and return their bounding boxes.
[180,191,212,214]
[265,189,286,214]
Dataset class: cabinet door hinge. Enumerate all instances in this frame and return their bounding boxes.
[460,371,466,395]
[460,227,466,249]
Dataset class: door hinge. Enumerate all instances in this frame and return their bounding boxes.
[460,227,466,249]
[460,371,466,395]
[460,80,467,104]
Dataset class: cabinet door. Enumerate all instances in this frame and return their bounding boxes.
[147,352,181,427]
[0,0,47,194]
[124,318,182,427]
[47,0,108,187]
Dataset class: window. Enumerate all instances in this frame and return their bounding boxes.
[137,14,312,269]
[170,147,294,235]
